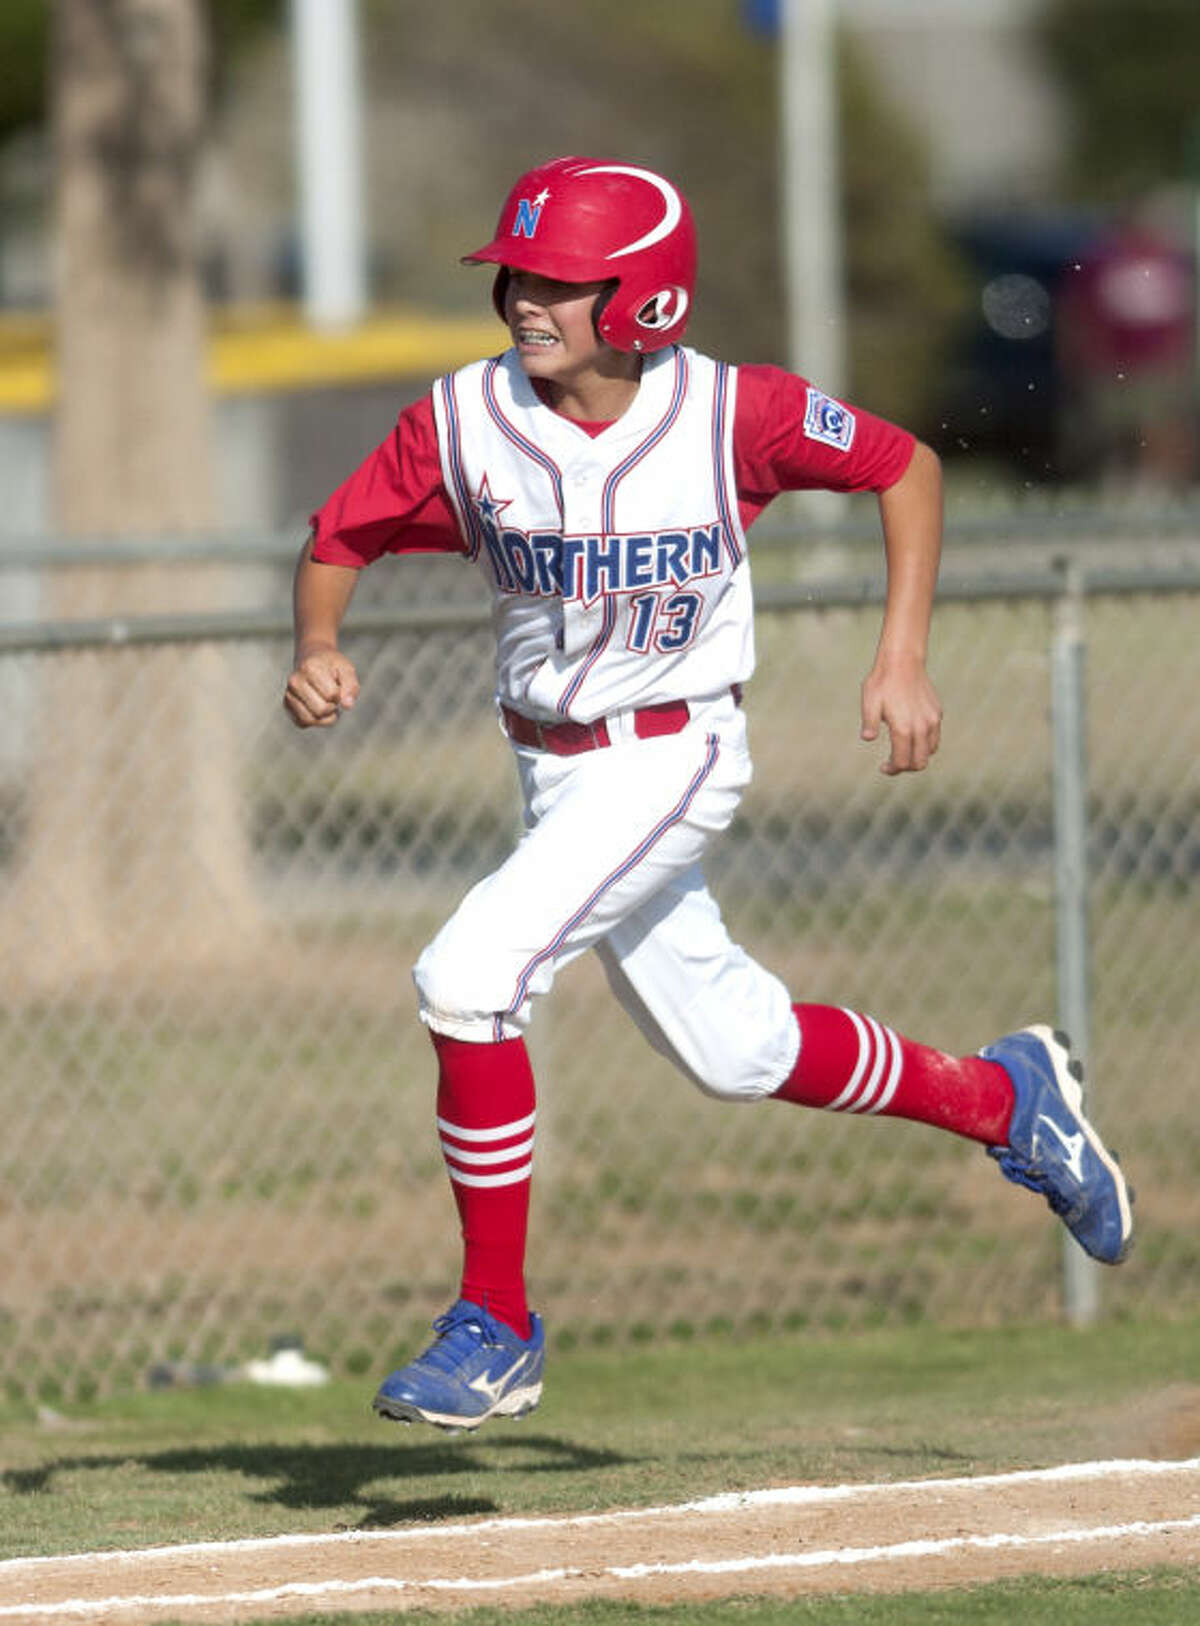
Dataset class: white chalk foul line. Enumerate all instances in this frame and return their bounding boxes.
[4,1512,1200,1618]
[2,1455,1197,1575]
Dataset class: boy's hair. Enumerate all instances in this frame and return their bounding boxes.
[463,156,697,354]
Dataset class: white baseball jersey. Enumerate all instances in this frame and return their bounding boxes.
[431,346,753,723]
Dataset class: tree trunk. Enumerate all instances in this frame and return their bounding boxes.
[6,0,259,985]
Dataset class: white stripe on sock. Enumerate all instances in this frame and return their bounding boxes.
[445,1160,534,1189]
[821,1013,904,1116]
[436,1110,536,1143]
[848,1016,888,1113]
[825,1009,874,1111]
[441,1134,535,1168]
[867,1026,904,1115]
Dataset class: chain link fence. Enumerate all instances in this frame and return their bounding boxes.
[0,534,1197,1402]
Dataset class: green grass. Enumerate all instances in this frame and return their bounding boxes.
[3,1318,1199,1622]
[2,1316,1199,1559]
[206,1572,1200,1624]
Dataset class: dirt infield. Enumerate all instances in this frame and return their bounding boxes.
[2,1457,1198,1622]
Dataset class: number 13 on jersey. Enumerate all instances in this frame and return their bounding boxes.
[626,589,703,653]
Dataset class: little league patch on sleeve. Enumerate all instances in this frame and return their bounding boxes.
[803,388,856,452]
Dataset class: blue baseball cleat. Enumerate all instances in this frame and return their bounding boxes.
[982,1025,1133,1265]
[373,1299,545,1432]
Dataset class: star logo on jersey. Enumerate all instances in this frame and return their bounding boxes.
[473,474,512,530]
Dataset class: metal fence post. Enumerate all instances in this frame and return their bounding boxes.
[1050,559,1099,1325]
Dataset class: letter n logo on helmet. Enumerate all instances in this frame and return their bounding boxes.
[511,189,550,240]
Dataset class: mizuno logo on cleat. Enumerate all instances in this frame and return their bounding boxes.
[1037,1115,1087,1181]
[466,1352,535,1405]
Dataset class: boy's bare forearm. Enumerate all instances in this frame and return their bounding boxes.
[284,537,363,729]
[292,535,360,660]
[875,440,943,665]
[861,441,944,775]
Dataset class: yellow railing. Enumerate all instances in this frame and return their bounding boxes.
[0,304,504,412]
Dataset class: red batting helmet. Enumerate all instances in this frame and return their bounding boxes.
[463,156,697,353]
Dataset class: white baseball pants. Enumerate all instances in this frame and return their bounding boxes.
[413,692,800,1101]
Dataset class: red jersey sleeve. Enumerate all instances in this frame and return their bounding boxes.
[732,363,916,528]
[309,393,465,567]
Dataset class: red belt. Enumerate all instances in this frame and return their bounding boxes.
[501,700,691,755]
[501,686,742,757]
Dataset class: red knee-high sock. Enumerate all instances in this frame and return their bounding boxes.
[432,1032,535,1340]
[774,1004,1014,1146]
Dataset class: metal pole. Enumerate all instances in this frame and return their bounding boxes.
[1050,559,1099,1325]
[291,0,367,329]
[779,0,846,534]
[779,0,845,393]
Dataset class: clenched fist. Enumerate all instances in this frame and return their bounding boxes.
[284,646,361,729]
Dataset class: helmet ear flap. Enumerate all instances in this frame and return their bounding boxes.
[590,279,620,341]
